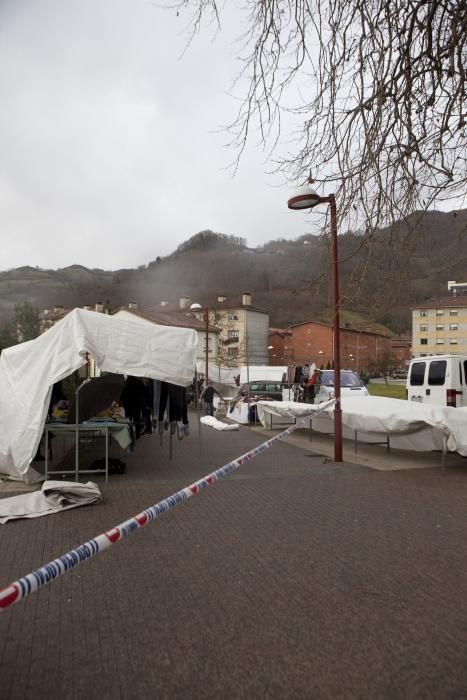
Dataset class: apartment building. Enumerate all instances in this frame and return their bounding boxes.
[290,321,391,373]
[411,282,467,357]
[189,293,269,367]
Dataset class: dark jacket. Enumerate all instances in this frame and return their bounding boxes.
[201,386,220,403]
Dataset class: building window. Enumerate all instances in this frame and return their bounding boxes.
[450,338,458,345]
[227,347,238,356]
[436,309,444,316]
[228,313,239,321]
[436,338,444,345]
[436,324,444,331]
[420,311,427,317]
[450,309,458,316]
[450,324,458,331]
[420,338,428,345]
[419,325,428,331]
[228,330,239,340]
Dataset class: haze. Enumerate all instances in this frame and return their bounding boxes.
[0,0,310,271]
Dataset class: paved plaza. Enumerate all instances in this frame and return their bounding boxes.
[1,415,467,699]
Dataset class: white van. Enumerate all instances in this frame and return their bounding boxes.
[406,355,467,407]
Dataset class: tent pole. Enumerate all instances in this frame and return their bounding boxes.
[194,369,202,457]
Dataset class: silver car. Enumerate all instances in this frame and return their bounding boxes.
[314,370,369,403]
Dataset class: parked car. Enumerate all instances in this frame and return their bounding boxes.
[392,368,408,379]
[314,370,369,403]
[239,381,285,402]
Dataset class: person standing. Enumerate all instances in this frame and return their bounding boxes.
[200,380,221,416]
[305,368,320,403]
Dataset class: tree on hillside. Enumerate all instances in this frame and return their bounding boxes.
[14,302,41,342]
[175,231,247,254]
[0,322,16,354]
[169,0,466,285]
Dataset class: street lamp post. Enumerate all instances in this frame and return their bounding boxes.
[287,180,343,462]
[190,303,209,385]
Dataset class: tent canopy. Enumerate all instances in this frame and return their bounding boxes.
[0,308,197,482]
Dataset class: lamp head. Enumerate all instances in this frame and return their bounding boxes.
[287,182,323,210]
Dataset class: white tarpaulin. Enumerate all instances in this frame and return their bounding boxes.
[0,480,102,524]
[200,415,239,431]
[256,396,467,455]
[0,308,197,482]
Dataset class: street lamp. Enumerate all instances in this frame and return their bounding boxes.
[287,179,343,462]
[190,303,209,385]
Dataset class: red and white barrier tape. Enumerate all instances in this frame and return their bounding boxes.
[0,403,333,612]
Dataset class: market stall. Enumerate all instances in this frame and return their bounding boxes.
[256,396,467,456]
[0,308,197,482]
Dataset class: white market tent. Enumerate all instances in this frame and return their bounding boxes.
[0,309,198,483]
[256,396,467,456]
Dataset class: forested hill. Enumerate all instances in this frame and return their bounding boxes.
[0,210,466,335]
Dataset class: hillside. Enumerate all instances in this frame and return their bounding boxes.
[0,210,466,335]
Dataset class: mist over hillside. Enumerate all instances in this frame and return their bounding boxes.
[0,209,465,335]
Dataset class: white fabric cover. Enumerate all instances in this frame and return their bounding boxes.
[256,396,467,455]
[0,309,197,482]
[0,480,102,524]
[200,415,239,431]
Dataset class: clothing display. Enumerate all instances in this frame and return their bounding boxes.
[157,381,189,439]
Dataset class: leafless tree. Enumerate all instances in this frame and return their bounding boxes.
[165,0,466,273]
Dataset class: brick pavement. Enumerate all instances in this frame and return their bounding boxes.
[1,414,467,698]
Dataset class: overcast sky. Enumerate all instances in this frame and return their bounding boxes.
[0,0,316,271]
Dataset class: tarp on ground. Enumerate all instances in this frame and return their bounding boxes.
[256,396,467,455]
[0,480,102,524]
[0,308,198,482]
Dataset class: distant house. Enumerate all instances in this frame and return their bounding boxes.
[411,282,467,357]
[38,302,109,333]
[39,304,71,332]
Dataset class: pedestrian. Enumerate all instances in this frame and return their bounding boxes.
[200,380,221,416]
[304,368,320,403]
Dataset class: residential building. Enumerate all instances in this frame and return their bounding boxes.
[290,321,391,373]
[411,282,467,357]
[190,293,269,367]
[268,328,293,366]
[390,335,412,368]
[39,304,72,332]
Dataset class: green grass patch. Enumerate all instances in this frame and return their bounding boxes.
[367,383,406,400]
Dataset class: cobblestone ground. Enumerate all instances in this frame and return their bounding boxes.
[1,418,467,699]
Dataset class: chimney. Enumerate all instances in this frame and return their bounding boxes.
[179,296,191,310]
[95,302,104,313]
[160,300,169,307]
[242,292,252,306]
[217,295,227,303]
[128,302,138,310]
[83,305,92,311]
